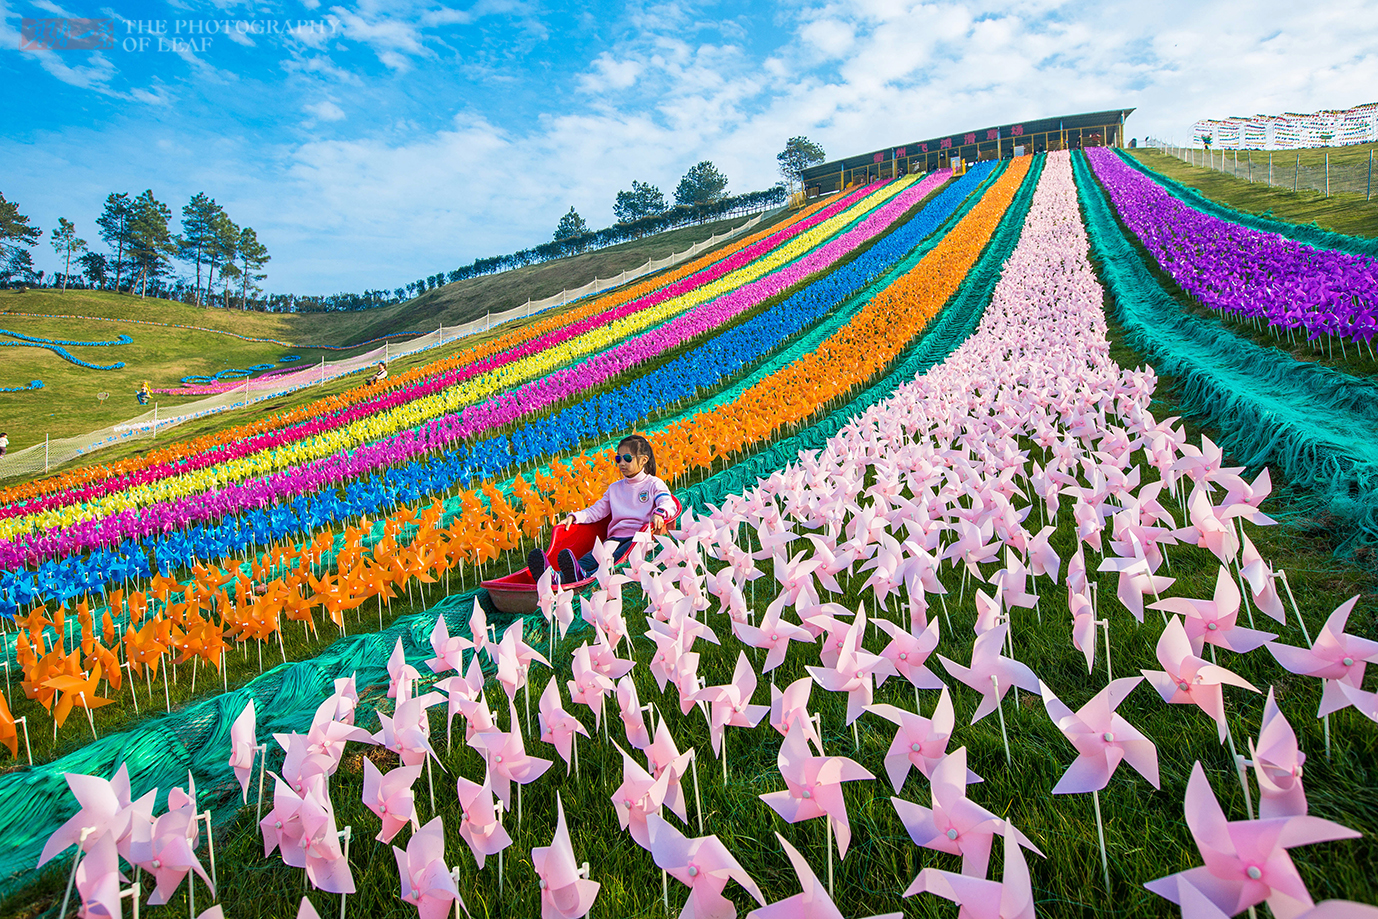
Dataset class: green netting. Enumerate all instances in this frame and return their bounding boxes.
[1074,150,1378,551]
[1114,149,1378,257]
[0,157,1041,903]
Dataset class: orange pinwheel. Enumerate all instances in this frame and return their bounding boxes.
[0,690,17,758]
[44,660,113,729]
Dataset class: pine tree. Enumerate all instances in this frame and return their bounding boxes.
[126,190,174,298]
[673,161,728,207]
[178,192,225,305]
[49,217,87,291]
[777,136,827,189]
[613,181,667,223]
[0,191,41,287]
[553,206,589,241]
[236,226,270,309]
[96,193,132,292]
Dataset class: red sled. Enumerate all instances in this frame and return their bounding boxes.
[481,494,682,615]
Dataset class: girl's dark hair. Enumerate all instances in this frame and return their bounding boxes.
[618,434,656,476]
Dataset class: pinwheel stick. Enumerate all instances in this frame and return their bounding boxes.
[428,755,437,816]
[827,816,834,899]
[1277,571,1313,647]
[255,742,269,824]
[78,692,97,740]
[199,811,218,890]
[691,748,704,834]
[338,826,352,919]
[1092,789,1110,890]
[1097,619,1112,683]
[14,716,32,765]
[59,826,97,919]
[993,675,1012,766]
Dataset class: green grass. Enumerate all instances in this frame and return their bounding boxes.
[0,213,783,470]
[1127,147,1378,238]
[4,478,1374,919]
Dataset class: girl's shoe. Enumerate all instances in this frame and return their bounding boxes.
[558,549,581,585]
[527,548,549,580]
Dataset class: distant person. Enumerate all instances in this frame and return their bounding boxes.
[370,362,388,385]
[0,432,7,458]
[136,381,151,405]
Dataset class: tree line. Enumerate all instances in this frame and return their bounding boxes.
[0,189,269,308]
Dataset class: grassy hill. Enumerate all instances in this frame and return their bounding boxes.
[0,212,779,463]
[1128,144,1378,237]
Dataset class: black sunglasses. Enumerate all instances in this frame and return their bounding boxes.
[614,453,637,463]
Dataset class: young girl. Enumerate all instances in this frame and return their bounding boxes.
[529,434,675,584]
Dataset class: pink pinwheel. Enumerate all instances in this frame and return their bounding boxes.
[616,675,653,750]
[317,674,360,726]
[1248,688,1307,819]
[1027,524,1062,585]
[129,807,212,905]
[375,691,445,768]
[533,793,599,919]
[973,589,1004,636]
[1142,616,1258,743]
[1239,533,1286,624]
[992,549,1038,615]
[874,615,943,690]
[568,644,616,728]
[425,612,472,675]
[40,764,147,868]
[276,732,336,792]
[1152,566,1276,656]
[867,686,978,792]
[297,774,355,894]
[806,610,896,725]
[733,593,813,672]
[773,548,823,610]
[495,620,551,705]
[645,717,695,823]
[1069,585,1098,673]
[610,742,671,849]
[943,518,1000,580]
[260,776,308,862]
[903,822,1036,919]
[746,832,900,919]
[455,773,511,869]
[1098,542,1175,624]
[1181,482,1242,565]
[586,625,637,681]
[388,637,421,700]
[539,676,588,772]
[74,833,122,919]
[305,709,375,768]
[891,747,1036,877]
[699,651,769,756]
[456,694,496,744]
[938,623,1040,724]
[805,531,859,596]
[362,758,422,843]
[1268,595,1378,718]
[646,813,765,919]
[1145,762,1360,919]
[472,702,552,808]
[759,722,873,857]
[437,656,486,742]
[230,699,258,802]
[770,677,822,752]
[579,589,626,647]
[1040,677,1160,794]
[469,599,490,661]
[859,532,905,611]
[393,816,466,919]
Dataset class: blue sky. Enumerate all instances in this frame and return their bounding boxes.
[2,0,1374,295]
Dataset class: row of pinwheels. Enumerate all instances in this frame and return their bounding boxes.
[0,167,994,596]
[0,328,131,371]
[0,177,906,543]
[0,187,849,513]
[1086,148,1378,347]
[0,158,1025,760]
[45,151,1376,918]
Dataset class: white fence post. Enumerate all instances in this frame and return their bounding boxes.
[152,403,158,441]
[44,433,49,473]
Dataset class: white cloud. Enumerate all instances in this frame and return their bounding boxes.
[304,98,346,120]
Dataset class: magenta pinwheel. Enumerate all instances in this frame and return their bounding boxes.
[646,813,765,919]
[1247,688,1308,819]
[938,622,1040,724]
[746,832,900,919]
[393,816,466,919]
[867,686,977,792]
[362,759,421,844]
[903,823,1038,919]
[1145,762,1360,919]
[1268,595,1378,717]
[533,793,599,919]
[1141,616,1259,743]
[1040,676,1160,794]
[455,773,511,869]
[538,676,589,772]
[759,720,873,857]
[891,747,1037,878]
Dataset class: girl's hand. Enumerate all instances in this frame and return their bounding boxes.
[556,515,576,529]
[651,515,669,536]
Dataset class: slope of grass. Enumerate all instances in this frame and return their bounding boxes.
[1127,148,1378,238]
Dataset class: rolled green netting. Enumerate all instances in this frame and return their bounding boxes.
[0,156,1040,903]
[1115,148,1378,257]
[1074,150,1378,551]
